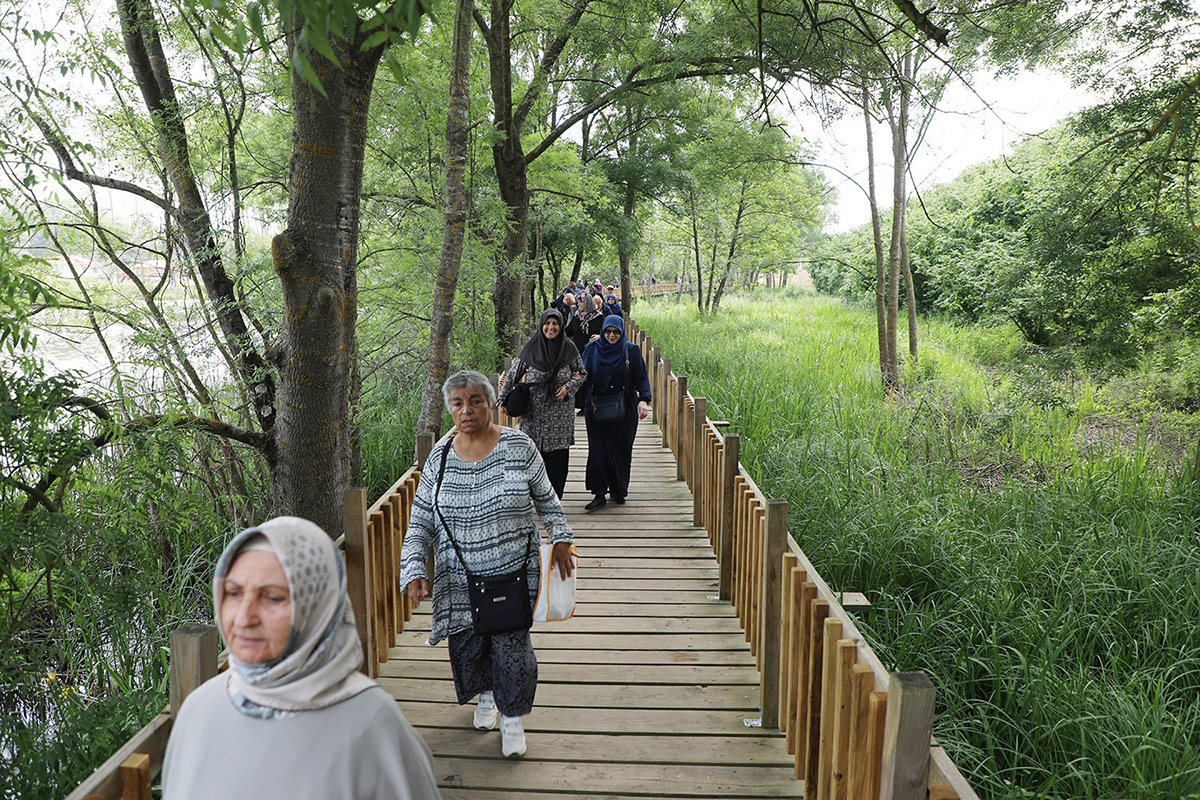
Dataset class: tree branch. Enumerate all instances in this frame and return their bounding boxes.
[28,112,182,219]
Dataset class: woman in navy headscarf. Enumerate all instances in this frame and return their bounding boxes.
[580,315,652,509]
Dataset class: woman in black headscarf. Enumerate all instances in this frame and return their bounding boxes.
[498,309,588,497]
[580,315,652,509]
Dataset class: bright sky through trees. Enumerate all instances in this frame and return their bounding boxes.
[796,68,1103,232]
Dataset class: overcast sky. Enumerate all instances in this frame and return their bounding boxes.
[791,68,1104,232]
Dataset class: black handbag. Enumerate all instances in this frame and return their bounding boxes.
[590,348,630,424]
[591,391,626,424]
[503,362,531,417]
[434,441,534,635]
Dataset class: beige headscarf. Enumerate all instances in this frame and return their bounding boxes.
[213,516,375,719]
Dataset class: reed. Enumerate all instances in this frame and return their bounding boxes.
[638,292,1200,799]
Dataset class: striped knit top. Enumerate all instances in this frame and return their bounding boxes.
[399,427,573,645]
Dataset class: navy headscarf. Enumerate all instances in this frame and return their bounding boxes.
[583,314,627,393]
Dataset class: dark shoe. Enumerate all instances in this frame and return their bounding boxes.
[613,496,626,505]
[585,495,607,510]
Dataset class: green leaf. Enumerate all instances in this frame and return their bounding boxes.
[207,22,242,54]
[291,47,327,97]
[385,52,405,85]
[301,24,340,68]
[360,30,391,51]
[246,2,266,45]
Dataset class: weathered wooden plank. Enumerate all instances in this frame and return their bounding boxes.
[880,672,936,800]
[381,679,761,709]
[393,626,755,650]
[399,701,783,737]
[380,660,763,685]
[581,567,720,579]
[436,759,801,797]
[388,647,757,665]
[400,616,744,635]
[413,729,793,766]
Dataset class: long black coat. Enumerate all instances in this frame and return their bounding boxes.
[582,342,652,499]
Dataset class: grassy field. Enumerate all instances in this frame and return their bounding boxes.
[636,292,1200,800]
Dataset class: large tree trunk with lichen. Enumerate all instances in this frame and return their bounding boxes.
[481,0,530,359]
[418,0,475,436]
[270,21,384,536]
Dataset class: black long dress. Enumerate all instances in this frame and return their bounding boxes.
[582,343,652,500]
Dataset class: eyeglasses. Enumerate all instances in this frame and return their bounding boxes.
[603,329,621,337]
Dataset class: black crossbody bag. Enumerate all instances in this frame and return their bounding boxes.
[590,348,630,424]
[503,361,532,417]
[434,440,535,635]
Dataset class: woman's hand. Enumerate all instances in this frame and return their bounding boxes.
[555,385,568,402]
[589,334,600,341]
[405,578,429,607]
[637,400,651,420]
[551,541,574,579]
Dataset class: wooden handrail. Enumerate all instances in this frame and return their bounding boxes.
[625,318,979,800]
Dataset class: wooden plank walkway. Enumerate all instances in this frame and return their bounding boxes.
[383,418,801,799]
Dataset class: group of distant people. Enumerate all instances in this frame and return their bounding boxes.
[160,289,653,798]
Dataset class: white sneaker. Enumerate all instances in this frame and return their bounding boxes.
[500,714,527,758]
[473,691,497,730]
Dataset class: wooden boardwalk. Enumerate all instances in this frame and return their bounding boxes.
[382,418,801,799]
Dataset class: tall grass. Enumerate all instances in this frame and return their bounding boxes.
[637,292,1200,799]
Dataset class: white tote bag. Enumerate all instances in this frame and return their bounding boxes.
[534,543,577,622]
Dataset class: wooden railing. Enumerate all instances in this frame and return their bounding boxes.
[636,281,686,298]
[628,318,979,800]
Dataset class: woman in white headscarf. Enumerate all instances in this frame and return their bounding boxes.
[162,516,441,799]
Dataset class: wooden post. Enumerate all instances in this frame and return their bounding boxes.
[675,375,688,476]
[846,663,876,800]
[718,433,739,601]
[651,346,661,423]
[416,433,434,472]
[169,623,217,718]
[830,638,857,800]
[760,498,788,728]
[660,358,672,448]
[880,672,936,800]
[817,618,845,799]
[692,397,706,527]
[779,552,798,731]
[802,598,830,795]
[344,487,376,678]
[119,753,151,800]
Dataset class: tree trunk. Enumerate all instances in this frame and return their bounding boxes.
[863,81,889,390]
[270,18,384,536]
[117,0,275,433]
[710,178,748,316]
[690,188,704,313]
[618,178,635,313]
[418,0,474,438]
[902,224,918,362]
[884,57,910,390]
[482,0,530,359]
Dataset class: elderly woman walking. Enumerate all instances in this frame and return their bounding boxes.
[402,371,575,758]
[498,309,587,498]
[581,315,652,509]
[162,516,441,798]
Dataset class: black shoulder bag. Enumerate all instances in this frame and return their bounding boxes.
[590,349,630,424]
[503,361,531,417]
[434,440,535,635]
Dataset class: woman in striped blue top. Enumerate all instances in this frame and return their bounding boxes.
[401,371,575,759]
